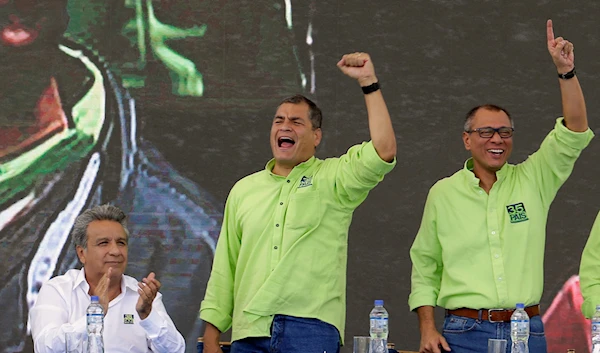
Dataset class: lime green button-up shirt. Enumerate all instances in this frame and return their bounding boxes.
[200,141,395,343]
[409,118,593,311]
[580,212,600,318]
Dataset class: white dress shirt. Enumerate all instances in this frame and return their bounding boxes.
[29,268,185,353]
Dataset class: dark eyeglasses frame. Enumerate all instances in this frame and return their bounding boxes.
[465,126,514,139]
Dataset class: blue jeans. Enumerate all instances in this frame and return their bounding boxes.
[442,314,547,353]
[230,315,341,353]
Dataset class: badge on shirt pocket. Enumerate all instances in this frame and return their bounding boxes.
[124,314,134,324]
[506,202,529,223]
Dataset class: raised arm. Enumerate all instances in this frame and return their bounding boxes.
[547,19,588,132]
[337,52,396,162]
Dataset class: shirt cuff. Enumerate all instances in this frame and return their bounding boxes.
[138,309,166,337]
[199,307,232,333]
[408,290,438,312]
[357,141,396,175]
[554,117,594,150]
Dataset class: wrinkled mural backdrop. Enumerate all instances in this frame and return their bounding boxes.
[2,1,600,352]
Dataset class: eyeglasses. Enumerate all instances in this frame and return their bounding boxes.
[465,126,514,138]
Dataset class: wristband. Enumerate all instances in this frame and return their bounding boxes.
[361,82,380,94]
[558,67,576,80]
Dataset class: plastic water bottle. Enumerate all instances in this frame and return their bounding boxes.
[369,299,388,353]
[510,303,529,353]
[591,305,600,353]
[87,296,104,353]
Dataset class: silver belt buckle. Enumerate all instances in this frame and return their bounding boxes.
[487,308,505,323]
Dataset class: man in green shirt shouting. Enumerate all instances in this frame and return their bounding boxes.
[200,52,396,353]
[409,20,593,353]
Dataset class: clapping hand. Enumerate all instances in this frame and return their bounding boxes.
[135,272,161,320]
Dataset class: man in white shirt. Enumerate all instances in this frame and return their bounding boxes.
[29,204,185,353]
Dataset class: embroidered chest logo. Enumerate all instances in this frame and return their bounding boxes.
[298,176,313,188]
[124,314,134,324]
[506,202,529,223]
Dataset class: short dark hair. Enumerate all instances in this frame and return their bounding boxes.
[279,94,322,129]
[464,104,514,131]
[71,204,129,249]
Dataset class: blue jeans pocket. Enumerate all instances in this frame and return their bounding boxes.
[529,316,546,337]
[443,315,479,334]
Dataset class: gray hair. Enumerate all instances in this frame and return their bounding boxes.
[72,204,129,249]
[278,94,323,130]
[464,104,514,132]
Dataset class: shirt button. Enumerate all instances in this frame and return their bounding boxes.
[276,224,279,227]
[491,231,496,235]
[478,190,483,194]
[274,246,278,250]
[495,254,500,258]
[287,180,291,183]
[280,202,283,205]
[498,277,503,281]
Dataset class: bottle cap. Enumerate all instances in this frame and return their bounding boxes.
[516,303,524,309]
[596,304,600,311]
[91,296,99,302]
[374,299,384,306]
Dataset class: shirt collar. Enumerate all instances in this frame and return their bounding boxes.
[265,156,317,178]
[74,267,90,293]
[463,158,509,186]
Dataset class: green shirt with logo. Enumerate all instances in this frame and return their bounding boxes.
[200,141,395,343]
[579,211,600,318]
[409,118,593,311]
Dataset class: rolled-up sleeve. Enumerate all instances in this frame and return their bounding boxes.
[409,189,443,311]
[200,189,241,332]
[333,141,396,208]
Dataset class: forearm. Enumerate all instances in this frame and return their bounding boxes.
[558,75,588,132]
[416,306,437,333]
[203,322,222,345]
[362,86,396,162]
[337,53,396,162]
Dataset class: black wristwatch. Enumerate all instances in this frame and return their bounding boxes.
[558,67,576,80]
[361,82,380,94]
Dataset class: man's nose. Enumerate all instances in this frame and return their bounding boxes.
[280,120,292,131]
[107,241,120,254]
[489,131,503,142]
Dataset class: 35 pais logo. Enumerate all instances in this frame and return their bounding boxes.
[506,202,529,223]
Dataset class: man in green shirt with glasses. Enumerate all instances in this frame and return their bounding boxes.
[200,52,396,353]
[410,20,593,353]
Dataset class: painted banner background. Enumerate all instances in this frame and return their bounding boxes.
[1,1,600,352]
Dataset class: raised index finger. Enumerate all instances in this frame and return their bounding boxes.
[546,19,555,44]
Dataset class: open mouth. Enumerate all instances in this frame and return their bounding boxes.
[1,17,40,47]
[488,149,504,156]
[278,136,295,148]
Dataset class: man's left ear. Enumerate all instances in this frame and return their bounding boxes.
[314,128,322,148]
[76,246,86,264]
[462,131,471,151]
